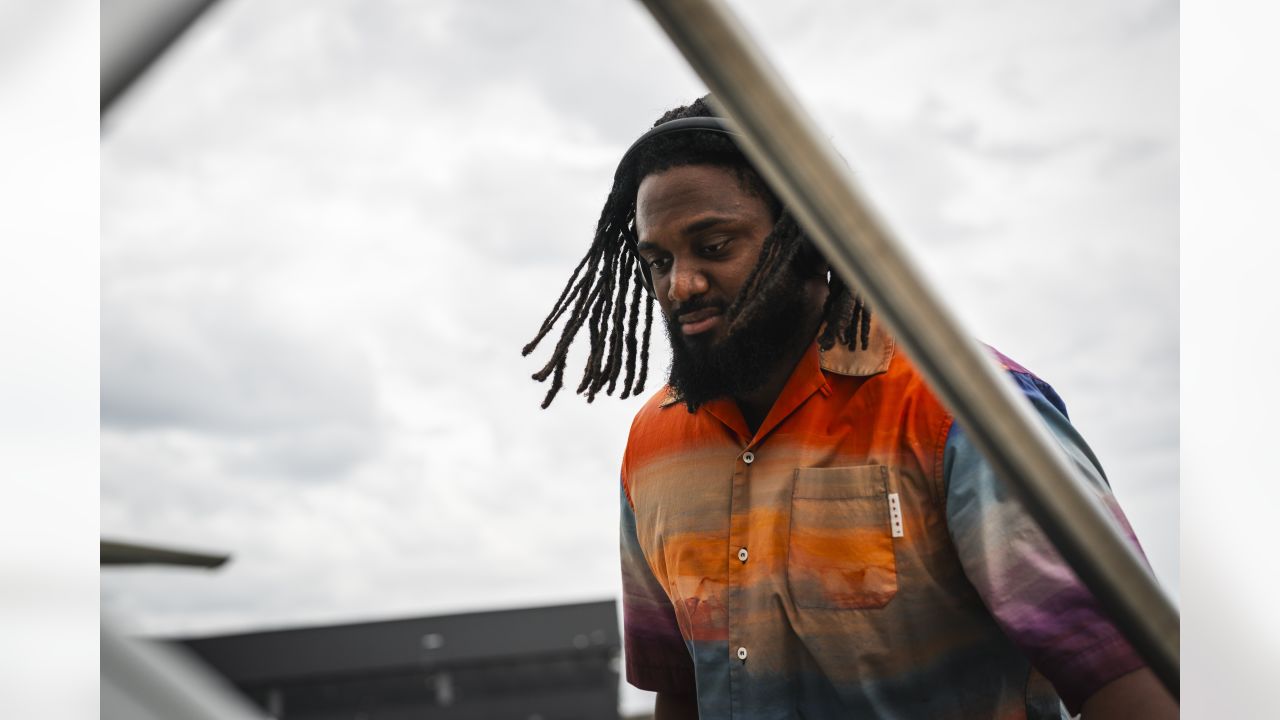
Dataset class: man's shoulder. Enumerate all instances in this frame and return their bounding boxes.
[887,339,1062,402]
[980,344,1069,417]
[628,385,683,433]
[621,385,692,494]
[986,345,1033,375]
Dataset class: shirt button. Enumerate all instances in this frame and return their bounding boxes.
[737,547,749,563]
[742,451,755,464]
[737,646,748,661]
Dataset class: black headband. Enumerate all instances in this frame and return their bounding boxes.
[615,116,742,181]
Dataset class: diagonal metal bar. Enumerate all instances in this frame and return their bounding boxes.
[103,617,268,720]
[101,0,221,115]
[100,539,230,568]
[636,0,1179,697]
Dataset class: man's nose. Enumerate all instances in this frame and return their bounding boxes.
[667,260,709,304]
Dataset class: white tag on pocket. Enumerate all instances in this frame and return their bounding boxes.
[888,492,904,538]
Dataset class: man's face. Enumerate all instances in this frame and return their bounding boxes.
[635,164,775,350]
[634,164,819,408]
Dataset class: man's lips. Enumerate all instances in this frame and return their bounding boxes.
[677,307,724,336]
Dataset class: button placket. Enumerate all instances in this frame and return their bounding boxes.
[726,445,755,708]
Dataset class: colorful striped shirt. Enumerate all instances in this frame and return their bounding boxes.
[620,318,1147,719]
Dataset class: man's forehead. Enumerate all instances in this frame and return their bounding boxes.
[635,166,756,229]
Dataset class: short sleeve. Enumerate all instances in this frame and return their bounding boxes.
[944,372,1147,713]
[620,481,696,695]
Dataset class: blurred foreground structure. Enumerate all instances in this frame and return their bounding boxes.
[170,600,623,720]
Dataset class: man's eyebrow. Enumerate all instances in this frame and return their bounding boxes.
[683,215,735,235]
[636,215,737,251]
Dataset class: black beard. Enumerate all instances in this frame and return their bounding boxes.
[664,271,817,412]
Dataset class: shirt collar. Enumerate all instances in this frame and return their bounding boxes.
[815,314,896,378]
[658,315,895,408]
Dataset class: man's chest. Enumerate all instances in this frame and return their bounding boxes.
[627,396,960,624]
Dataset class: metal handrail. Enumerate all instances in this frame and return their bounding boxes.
[636,0,1179,697]
[102,0,221,114]
[102,618,267,720]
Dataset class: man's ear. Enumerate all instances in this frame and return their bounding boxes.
[623,229,657,297]
[636,261,655,297]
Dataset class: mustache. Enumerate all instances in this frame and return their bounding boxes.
[667,298,726,318]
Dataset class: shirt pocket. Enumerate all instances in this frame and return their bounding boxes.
[786,465,898,610]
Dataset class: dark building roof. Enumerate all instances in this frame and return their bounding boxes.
[178,600,619,685]
[172,600,621,720]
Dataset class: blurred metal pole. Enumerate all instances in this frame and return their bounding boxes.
[636,0,1179,698]
[101,539,230,568]
[102,618,267,720]
[101,0,221,114]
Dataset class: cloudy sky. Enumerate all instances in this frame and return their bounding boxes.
[101,0,1176,712]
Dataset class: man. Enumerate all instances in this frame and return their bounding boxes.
[523,97,1176,719]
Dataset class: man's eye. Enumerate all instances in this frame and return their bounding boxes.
[648,257,671,271]
[700,238,732,255]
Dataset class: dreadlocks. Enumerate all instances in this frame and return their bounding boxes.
[523,96,872,408]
